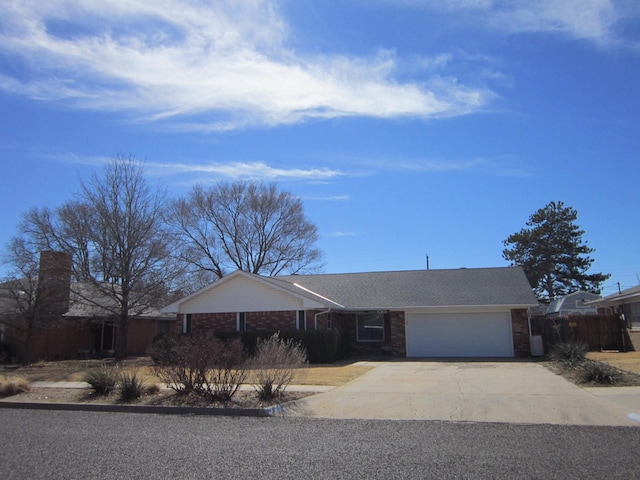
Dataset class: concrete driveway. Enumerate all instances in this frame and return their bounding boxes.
[291,361,640,426]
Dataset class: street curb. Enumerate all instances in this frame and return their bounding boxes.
[0,400,280,417]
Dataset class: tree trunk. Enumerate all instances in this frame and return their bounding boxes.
[115,315,128,359]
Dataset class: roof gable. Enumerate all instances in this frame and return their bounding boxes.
[546,291,600,315]
[162,270,329,314]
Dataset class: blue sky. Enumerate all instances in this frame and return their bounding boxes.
[1,0,639,295]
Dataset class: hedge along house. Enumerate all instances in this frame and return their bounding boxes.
[161,266,538,358]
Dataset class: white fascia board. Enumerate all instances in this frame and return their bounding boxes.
[399,304,534,314]
[292,282,345,309]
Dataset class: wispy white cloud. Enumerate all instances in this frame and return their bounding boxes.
[145,161,344,181]
[49,153,347,182]
[303,195,351,202]
[53,151,531,183]
[360,154,533,177]
[384,0,628,46]
[0,0,491,131]
[325,231,357,238]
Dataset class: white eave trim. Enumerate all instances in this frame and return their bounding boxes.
[292,282,345,309]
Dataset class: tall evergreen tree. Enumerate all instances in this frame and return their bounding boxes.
[502,201,609,301]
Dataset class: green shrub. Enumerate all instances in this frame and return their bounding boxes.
[85,366,118,395]
[548,341,588,367]
[118,371,146,402]
[578,360,622,385]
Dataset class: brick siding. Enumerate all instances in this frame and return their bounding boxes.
[173,311,298,333]
[511,308,530,357]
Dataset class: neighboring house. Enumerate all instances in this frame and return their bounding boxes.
[0,251,173,361]
[546,291,601,317]
[588,285,640,350]
[162,266,538,358]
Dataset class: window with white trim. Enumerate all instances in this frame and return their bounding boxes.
[183,314,192,334]
[629,303,640,329]
[356,312,385,342]
[157,320,172,335]
[297,310,306,331]
[237,312,246,332]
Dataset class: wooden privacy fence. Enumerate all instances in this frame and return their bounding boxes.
[529,315,626,352]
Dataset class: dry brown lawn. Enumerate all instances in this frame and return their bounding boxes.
[0,357,371,387]
[586,351,640,375]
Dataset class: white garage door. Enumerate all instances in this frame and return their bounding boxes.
[406,312,513,357]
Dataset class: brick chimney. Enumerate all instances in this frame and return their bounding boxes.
[37,251,72,315]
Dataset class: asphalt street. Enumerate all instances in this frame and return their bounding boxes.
[1,409,640,479]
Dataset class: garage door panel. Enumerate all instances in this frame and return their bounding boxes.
[406,312,513,358]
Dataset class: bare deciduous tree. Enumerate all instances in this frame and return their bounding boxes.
[4,156,181,358]
[168,181,322,285]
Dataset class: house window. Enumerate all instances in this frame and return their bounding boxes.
[237,312,246,332]
[297,310,306,331]
[183,314,192,334]
[357,312,385,342]
[157,320,172,335]
[629,303,640,329]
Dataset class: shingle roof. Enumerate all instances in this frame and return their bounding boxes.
[276,266,537,309]
[590,285,640,307]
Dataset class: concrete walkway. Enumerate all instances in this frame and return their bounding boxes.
[289,361,640,426]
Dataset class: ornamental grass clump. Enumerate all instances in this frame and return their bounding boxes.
[85,366,118,395]
[0,375,30,398]
[578,360,622,385]
[549,341,588,368]
[117,370,147,402]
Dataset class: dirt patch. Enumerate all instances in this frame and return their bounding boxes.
[587,351,640,375]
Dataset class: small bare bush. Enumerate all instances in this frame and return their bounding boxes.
[152,334,208,393]
[0,375,30,397]
[204,337,248,401]
[152,333,247,402]
[251,333,308,400]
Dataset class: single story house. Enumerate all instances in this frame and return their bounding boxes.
[0,251,172,361]
[587,285,640,350]
[546,291,601,316]
[162,266,538,358]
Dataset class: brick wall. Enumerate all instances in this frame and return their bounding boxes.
[246,311,296,331]
[511,309,530,358]
[127,318,160,355]
[390,311,406,357]
[173,311,298,333]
